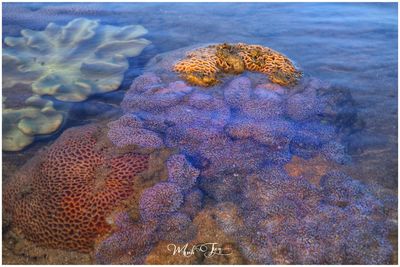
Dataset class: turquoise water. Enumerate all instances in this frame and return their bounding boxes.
[2,2,398,264]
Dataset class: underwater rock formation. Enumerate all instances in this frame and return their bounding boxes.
[3,124,150,252]
[5,45,395,264]
[173,43,302,87]
[3,18,150,151]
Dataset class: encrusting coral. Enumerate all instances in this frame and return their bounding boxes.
[3,18,150,151]
[173,43,302,87]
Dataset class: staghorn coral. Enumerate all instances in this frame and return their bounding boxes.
[3,124,150,253]
[173,43,302,87]
[3,18,150,151]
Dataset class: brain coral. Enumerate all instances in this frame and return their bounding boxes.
[3,124,149,252]
[3,18,150,151]
[173,43,302,87]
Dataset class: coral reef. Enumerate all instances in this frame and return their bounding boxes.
[121,73,193,115]
[3,124,150,252]
[115,49,391,263]
[3,18,150,151]
[5,45,395,264]
[173,43,302,87]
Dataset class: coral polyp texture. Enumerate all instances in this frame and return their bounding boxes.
[173,43,302,87]
[5,45,396,264]
[107,114,164,149]
[3,18,150,151]
[3,124,150,252]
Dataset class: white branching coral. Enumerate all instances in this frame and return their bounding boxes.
[3,18,151,151]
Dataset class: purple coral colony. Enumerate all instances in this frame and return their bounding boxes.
[4,42,396,265]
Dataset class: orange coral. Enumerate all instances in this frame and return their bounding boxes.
[173,43,302,87]
[3,124,149,253]
[173,46,220,87]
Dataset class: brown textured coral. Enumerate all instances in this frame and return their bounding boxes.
[3,124,149,253]
[173,43,302,87]
[173,46,220,87]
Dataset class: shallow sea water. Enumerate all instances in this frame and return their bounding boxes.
[2,2,398,264]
